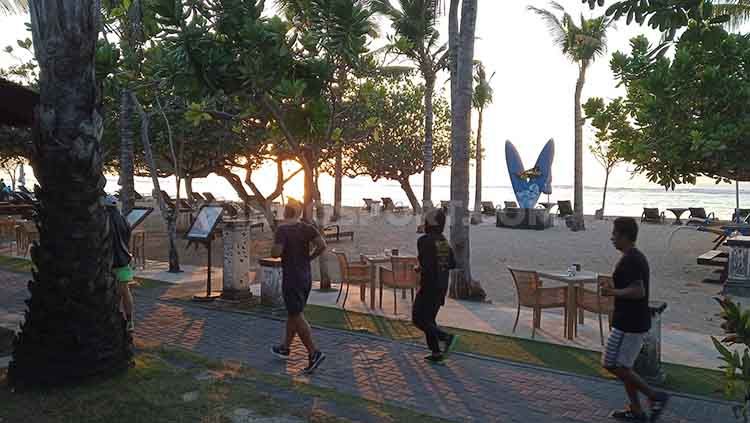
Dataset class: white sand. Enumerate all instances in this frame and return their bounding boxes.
[321,208,725,335]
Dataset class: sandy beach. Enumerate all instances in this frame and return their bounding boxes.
[138,205,725,336]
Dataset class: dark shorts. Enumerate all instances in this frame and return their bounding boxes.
[282,281,312,316]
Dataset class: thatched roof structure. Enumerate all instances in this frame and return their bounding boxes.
[0,77,38,127]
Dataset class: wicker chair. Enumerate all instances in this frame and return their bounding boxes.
[577,274,615,345]
[508,267,569,338]
[333,250,370,309]
[379,256,419,315]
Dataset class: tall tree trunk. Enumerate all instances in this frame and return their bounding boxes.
[448,0,485,301]
[185,175,194,201]
[600,168,610,219]
[471,107,484,224]
[400,177,421,215]
[423,76,436,210]
[119,89,136,215]
[131,93,180,273]
[314,173,331,290]
[332,148,342,222]
[572,63,588,231]
[10,0,133,388]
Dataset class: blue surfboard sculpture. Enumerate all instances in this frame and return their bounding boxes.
[505,139,555,209]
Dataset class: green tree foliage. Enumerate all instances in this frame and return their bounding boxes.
[582,97,630,216]
[344,78,451,213]
[609,30,750,187]
[713,297,750,421]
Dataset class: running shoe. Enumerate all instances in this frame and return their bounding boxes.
[649,392,670,422]
[609,409,647,421]
[303,350,326,374]
[424,354,446,364]
[271,345,290,360]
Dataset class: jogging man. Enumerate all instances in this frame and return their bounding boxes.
[413,208,458,363]
[104,195,136,332]
[601,217,669,421]
[271,202,327,374]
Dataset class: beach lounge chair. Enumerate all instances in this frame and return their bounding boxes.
[641,208,665,224]
[504,201,518,209]
[379,256,419,315]
[381,197,408,213]
[159,190,176,209]
[557,200,573,217]
[202,192,219,203]
[323,224,354,242]
[508,267,570,339]
[362,198,378,212]
[577,274,615,345]
[733,209,750,223]
[481,201,497,216]
[333,250,370,309]
[687,208,717,226]
[191,192,206,203]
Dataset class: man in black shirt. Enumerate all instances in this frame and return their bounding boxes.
[413,209,458,363]
[270,202,327,374]
[601,217,669,421]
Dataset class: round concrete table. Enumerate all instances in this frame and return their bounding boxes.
[667,208,689,225]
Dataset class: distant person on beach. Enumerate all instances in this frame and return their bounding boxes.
[104,195,136,332]
[601,217,669,421]
[413,208,458,363]
[271,202,327,374]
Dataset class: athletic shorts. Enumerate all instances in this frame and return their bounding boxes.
[114,265,134,284]
[602,328,645,369]
[282,282,312,316]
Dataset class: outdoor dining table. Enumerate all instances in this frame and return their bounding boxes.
[667,207,689,225]
[360,254,417,309]
[537,270,598,340]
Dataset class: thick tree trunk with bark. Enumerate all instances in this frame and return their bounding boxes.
[332,148,342,222]
[400,177,421,215]
[572,63,588,231]
[423,76,436,210]
[9,0,133,388]
[448,0,485,301]
[471,108,484,224]
[119,89,136,215]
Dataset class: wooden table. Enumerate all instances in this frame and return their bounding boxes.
[667,208,689,225]
[360,254,417,309]
[538,270,598,340]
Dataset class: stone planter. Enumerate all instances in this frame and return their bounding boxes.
[221,220,253,301]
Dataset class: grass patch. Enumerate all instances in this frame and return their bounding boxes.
[202,300,731,401]
[0,346,449,423]
[0,255,33,273]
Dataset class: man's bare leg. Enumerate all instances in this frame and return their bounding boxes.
[291,313,317,354]
[284,317,298,349]
[119,283,134,320]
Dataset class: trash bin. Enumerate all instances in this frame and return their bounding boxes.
[634,301,668,385]
[259,257,284,307]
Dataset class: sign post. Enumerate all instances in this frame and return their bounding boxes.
[186,205,225,302]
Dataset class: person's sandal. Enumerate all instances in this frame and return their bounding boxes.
[649,393,670,422]
[609,409,647,421]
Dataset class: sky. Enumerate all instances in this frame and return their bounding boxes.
[0,1,726,192]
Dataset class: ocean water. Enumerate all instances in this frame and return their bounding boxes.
[98,173,750,221]
[10,164,747,221]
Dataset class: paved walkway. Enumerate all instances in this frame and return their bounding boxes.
[0,269,735,422]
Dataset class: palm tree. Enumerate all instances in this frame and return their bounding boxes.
[9,0,133,387]
[528,2,612,231]
[471,60,494,224]
[371,0,449,211]
[447,0,485,300]
[713,0,750,30]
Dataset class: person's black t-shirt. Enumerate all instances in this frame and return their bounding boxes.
[274,222,320,289]
[612,247,651,333]
[417,232,456,305]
